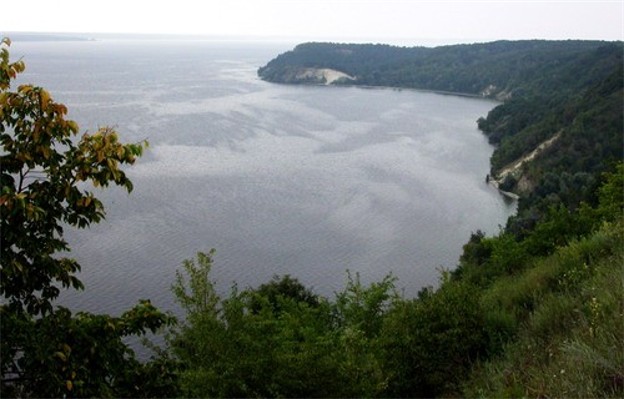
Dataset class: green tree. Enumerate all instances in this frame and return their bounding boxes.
[595,162,624,222]
[381,276,489,397]
[0,38,175,397]
[0,38,147,315]
[249,274,319,314]
[170,252,338,397]
[169,252,400,397]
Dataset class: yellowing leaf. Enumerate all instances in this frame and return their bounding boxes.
[42,146,51,159]
[66,380,73,391]
[39,89,51,109]
[67,120,79,134]
[15,60,25,73]
[18,85,32,94]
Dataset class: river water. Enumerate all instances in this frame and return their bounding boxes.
[11,39,515,316]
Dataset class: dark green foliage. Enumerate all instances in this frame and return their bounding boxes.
[490,60,623,177]
[169,255,396,397]
[170,251,341,398]
[595,163,624,221]
[499,174,518,192]
[520,204,594,256]
[333,272,397,337]
[455,163,623,289]
[0,302,175,398]
[381,278,489,397]
[249,274,319,314]
[259,41,618,98]
[480,48,622,232]
[170,256,506,397]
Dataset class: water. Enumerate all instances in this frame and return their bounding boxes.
[11,39,515,316]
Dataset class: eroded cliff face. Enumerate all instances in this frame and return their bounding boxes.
[480,84,512,101]
[260,66,356,85]
[489,132,562,196]
[294,68,356,85]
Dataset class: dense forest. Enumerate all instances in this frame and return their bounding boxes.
[2,37,623,397]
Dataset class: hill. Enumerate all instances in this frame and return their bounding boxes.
[259,41,623,231]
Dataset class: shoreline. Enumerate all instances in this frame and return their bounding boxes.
[336,82,494,100]
[487,179,521,200]
[260,77,497,101]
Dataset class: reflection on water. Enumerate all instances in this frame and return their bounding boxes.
[12,40,516,316]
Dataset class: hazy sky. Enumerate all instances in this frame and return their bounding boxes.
[4,0,623,44]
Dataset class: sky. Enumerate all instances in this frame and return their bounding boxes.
[3,0,623,45]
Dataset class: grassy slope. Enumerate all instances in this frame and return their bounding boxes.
[463,219,623,397]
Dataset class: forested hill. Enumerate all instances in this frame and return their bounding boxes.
[258,41,619,98]
[259,41,623,233]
